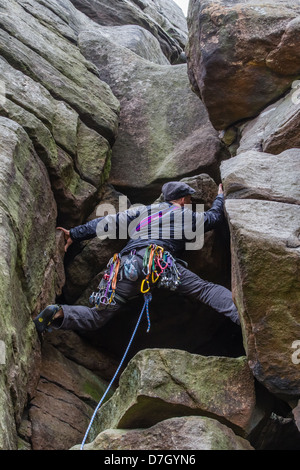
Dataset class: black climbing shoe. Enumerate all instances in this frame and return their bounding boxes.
[33,304,61,333]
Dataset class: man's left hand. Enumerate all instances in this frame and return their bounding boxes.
[57,227,73,252]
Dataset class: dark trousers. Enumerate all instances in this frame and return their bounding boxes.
[56,251,240,331]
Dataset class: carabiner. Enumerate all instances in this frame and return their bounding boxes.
[152,270,160,283]
[141,278,151,293]
[157,258,168,272]
[99,295,110,305]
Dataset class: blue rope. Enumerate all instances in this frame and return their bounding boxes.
[146,297,151,333]
[80,293,152,450]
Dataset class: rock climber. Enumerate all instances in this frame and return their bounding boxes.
[33,181,240,333]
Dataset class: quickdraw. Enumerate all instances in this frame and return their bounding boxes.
[141,244,181,294]
[157,252,181,291]
[89,253,121,308]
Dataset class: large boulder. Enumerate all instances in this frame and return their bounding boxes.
[186,0,300,130]
[221,143,300,398]
[79,31,228,202]
[237,84,300,155]
[0,118,61,449]
[69,0,188,63]
[223,198,300,397]
[87,349,264,442]
[221,149,300,205]
[83,416,254,450]
[0,0,120,226]
[93,25,170,65]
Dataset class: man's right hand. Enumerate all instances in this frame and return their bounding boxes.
[56,227,73,252]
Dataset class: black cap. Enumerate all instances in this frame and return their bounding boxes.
[162,181,196,201]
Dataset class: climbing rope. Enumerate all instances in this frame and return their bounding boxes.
[81,244,181,449]
[80,292,152,450]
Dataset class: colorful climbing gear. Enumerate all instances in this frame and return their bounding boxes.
[90,244,181,310]
[140,244,181,293]
[89,253,121,309]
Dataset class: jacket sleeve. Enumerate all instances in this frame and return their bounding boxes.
[69,208,141,242]
[69,217,104,242]
[203,194,225,232]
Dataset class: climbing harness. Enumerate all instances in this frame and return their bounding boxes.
[82,244,181,448]
[80,292,152,450]
[89,244,181,308]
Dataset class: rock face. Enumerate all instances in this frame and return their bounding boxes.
[78,31,228,202]
[69,0,188,63]
[1,0,300,452]
[237,84,300,155]
[185,0,300,449]
[0,118,61,450]
[187,0,300,405]
[88,350,261,439]
[0,0,120,227]
[221,149,300,204]
[29,342,114,450]
[224,198,300,396]
[0,0,119,449]
[83,416,254,450]
[186,0,300,129]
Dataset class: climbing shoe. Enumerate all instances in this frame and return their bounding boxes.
[33,304,61,334]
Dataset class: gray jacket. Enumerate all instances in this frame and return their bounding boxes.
[70,194,225,256]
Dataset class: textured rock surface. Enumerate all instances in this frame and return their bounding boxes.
[29,342,114,450]
[186,0,300,129]
[221,149,300,204]
[0,0,120,226]
[221,100,300,399]
[69,0,188,63]
[237,84,300,155]
[0,118,60,449]
[89,349,262,440]
[1,0,300,452]
[92,25,170,65]
[0,0,119,449]
[79,31,228,202]
[81,416,254,450]
[224,199,300,396]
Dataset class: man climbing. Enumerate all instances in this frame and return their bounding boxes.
[33,181,240,333]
